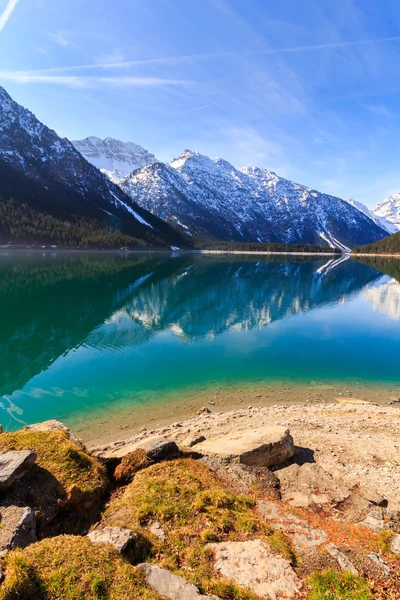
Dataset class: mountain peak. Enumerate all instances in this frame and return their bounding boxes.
[373,193,400,231]
[73,136,158,181]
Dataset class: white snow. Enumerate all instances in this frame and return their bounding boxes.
[110,191,154,229]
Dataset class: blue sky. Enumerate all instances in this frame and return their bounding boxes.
[1,0,400,206]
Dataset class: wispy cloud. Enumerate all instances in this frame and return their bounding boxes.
[49,30,72,47]
[177,105,210,115]
[0,0,20,32]
[96,49,125,65]
[365,104,393,118]
[14,34,400,75]
[0,71,193,88]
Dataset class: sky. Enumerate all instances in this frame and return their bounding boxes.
[1,0,400,206]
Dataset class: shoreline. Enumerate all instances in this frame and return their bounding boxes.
[71,380,400,447]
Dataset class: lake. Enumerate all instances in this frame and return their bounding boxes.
[1,252,400,436]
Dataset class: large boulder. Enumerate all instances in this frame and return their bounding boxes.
[276,462,351,509]
[200,456,281,500]
[0,450,36,492]
[139,563,220,600]
[208,539,302,599]
[195,426,294,468]
[87,527,137,554]
[0,505,36,556]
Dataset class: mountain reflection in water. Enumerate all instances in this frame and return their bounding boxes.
[0,252,399,428]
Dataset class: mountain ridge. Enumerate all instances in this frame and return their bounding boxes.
[120,148,388,250]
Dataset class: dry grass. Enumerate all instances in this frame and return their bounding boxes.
[0,535,161,600]
[103,458,295,599]
[0,430,108,534]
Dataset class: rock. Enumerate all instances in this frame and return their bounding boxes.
[87,527,137,554]
[257,501,327,552]
[208,539,302,598]
[149,521,166,542]
[277,462,351,509]
[22,420,84,448]
[368,552,390,577]
[325,543,358,575]
[139,563,220,600]
[195,426,294,468]
[114,449,151,483]
[182,435,206,448]
[99,435,180,460]
[0,450,36,492]
[200,456,280,500]
[197,407,211,415]
[390,534,400,554]
[0,506,36,556]
[359,507,391,532]
[147,439,181,462]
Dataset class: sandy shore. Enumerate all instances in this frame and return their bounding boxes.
[75,380,400,447]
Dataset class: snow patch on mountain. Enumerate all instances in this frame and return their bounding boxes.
[373,194,400,231]
[72,136,158,182]
[346,198,398,234]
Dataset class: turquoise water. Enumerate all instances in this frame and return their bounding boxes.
[0,252,400,430]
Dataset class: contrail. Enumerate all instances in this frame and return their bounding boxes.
[5,34,400,74]
[0,0,20,32]
[178,105,210,115]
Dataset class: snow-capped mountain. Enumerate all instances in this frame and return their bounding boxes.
[121,149,388,249]
[0,86,187,248]
[373,194,400,231]
[345,199,398,234]
[72,136,158,183]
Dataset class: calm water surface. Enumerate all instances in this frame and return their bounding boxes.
[1,252,400,430]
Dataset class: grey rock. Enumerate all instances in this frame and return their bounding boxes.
[277,462,351,509]
[149,521,166,542]
[201,457,280,499]
[87,527,137,554]
[147,439,181,462]
[390,534,400,554]
[208,539,302,598]
[139,563,220,600]
[183,435,206,448]
[195,426,294,468]
[0,506,36,556]
[257,501,327,551]
[325,543,358,575]
[0,451,36,492]
[367,552,390,577]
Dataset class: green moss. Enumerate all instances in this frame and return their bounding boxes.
[0,536,161,600]
[307,569,373,600]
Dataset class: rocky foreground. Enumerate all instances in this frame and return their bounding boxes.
[0,401,399,599]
